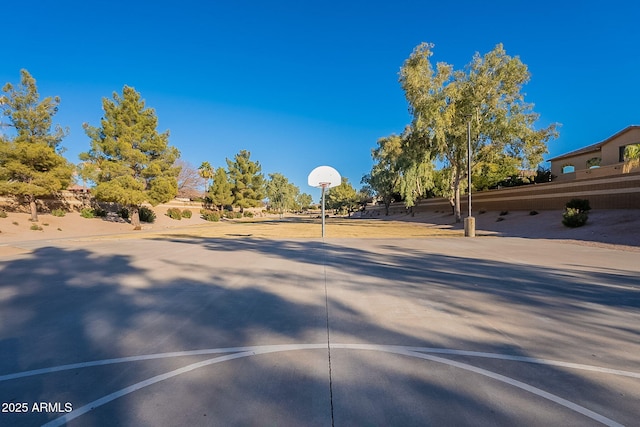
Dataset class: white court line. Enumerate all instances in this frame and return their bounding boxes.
[380,346,624,427]
[35,344,629,427]
[3,344,637,383]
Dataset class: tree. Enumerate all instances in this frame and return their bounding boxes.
[296,192,313,210]
[396,128,434,211]
[356,186,374,212]
[362,134,403,215]
[623,144,640,173]
[208,167,233,211]
[0,69,74,221]
[364,128,434,215]
[266,172,299,218]
[80,86,180,228]
[175,159,205,199]
[326,177,358,216]
[198,161,214,191]
[226,150,265,210]
[472,145,520,191]
[400,43,557,222]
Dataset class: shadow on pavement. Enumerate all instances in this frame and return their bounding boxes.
[0,238,638,426]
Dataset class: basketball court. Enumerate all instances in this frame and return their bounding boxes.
[1,234,639,426]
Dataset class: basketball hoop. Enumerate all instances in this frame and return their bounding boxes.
[308,166,341,238]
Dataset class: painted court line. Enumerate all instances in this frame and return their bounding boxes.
[3,344,638,383]
[32,344,630,427]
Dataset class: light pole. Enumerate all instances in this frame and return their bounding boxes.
[464,118,475,237]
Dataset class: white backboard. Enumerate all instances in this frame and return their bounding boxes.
[308,166,341,188]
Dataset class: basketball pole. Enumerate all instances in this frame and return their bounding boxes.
[321,184,326,238]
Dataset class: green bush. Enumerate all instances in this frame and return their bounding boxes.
[0,211,7,218]
[80,208,96,218]
[166,207,182,220]
[138,207,156,223]
[30,224,43,231]
[562,208,589,228]
[562,198,590,228]
[51,208,66,217]
[94,207,107,217]
[243,211,254,218]
[201,209,220,222]
[566,198,591,212]
[181,209,192,219]
[118,207,130,219]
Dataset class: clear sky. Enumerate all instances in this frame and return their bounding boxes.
[2,0,638,201]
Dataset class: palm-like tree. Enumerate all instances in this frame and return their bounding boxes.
[623,144,640,173]
[198,161,214,191]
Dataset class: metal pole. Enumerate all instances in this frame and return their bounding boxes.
[321,185,326,238]
[467,119,472,217]
[464,118,476,237]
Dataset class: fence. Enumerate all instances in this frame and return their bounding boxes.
[366,170,640,216]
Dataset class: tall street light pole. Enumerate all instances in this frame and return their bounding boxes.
[464,118,476,237]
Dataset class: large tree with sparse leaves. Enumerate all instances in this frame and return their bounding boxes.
[266,172,299,218]
[0,69,74,221]
[326,177,358,216]
[80,86,180,228]
[400,43,557,221]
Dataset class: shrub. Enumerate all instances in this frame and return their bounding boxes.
[51,208,66,217]
[529,210,539,216]
[201,209,220,222]
[562,208,589,228]
[499,210,509,216]
[80,208,96,218]
[566,198,591,212]
[0,211,8,218]
[562,199,590,228]
[166,207,182,220]
[118,207,130,219]
[243,211,254,218]
[30,224,43,231]
[138,207,156,223]
[181,209,192,219]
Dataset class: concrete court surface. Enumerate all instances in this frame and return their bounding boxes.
[0,235,639,426]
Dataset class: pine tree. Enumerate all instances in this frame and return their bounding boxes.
[226,150,265,210]
[80,86,180,228]
[0,69,74,221]
[209,167,233,211]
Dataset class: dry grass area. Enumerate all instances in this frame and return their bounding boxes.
[2,207,638,251]
[107,217,462,241]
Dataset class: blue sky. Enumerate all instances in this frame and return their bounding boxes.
[2,0,638,201]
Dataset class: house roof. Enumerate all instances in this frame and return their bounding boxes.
[548,125,640,162]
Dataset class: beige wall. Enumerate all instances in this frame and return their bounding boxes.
[363,171,640,215]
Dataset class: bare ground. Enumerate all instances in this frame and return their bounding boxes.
[1,207,638,252]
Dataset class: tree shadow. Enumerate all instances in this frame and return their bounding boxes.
[0,239,638,426]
